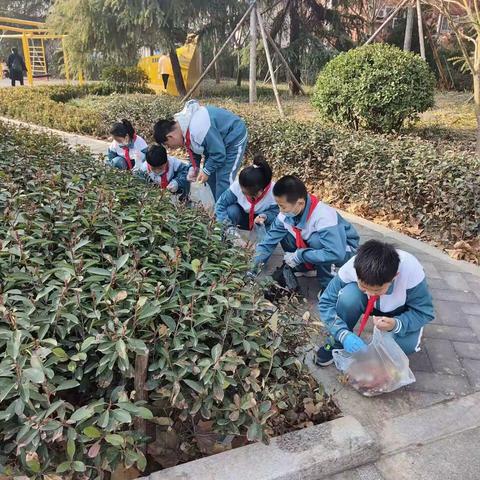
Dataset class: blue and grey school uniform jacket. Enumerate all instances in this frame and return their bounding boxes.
[107,135,148,171]
[215,181,279,225]
[254,196,359,267]
[140,156,190,193]
[319,250,435,343]
[174,100,248,178]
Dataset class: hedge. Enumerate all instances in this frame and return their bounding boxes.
[0,121,335,477]
[0,86,478,248]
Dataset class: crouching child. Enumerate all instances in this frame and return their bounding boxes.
[316,239,435,367]
[253,175,359,289]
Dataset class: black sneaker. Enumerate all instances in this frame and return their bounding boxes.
[315,342,342,367]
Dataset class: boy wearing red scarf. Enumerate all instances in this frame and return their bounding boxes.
[253,175,359,289]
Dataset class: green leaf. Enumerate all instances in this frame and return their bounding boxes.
[112,409,132,424]
[105,433,125,446]
[211,344,222,362]
[73,238,91,252]
[191,259,201,275]
[183,379,204,394]
[80,336,96,351]
[72,461,86,472]
[52,347,69,360]
[87,267,112,277]
[116,339,127,359]
[67,438,75,460]
[23,368,45,384]
[247,422,263,442]
[69,405,94,424]
[115,253,130,270]
[56,380,80,391]
[83,426,102,439]
[135,407,153,420]
[56,461,71,473]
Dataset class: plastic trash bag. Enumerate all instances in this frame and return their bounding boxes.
[333,327,415,397]
[247,222,267,246]
[223,226,247,248]
[190,182,215,212]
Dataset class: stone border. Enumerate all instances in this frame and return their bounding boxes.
[340,210,480,278]
[138,416,379,480]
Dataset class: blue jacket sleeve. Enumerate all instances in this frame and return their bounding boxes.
[215,188,237,223]
[107,148,117,161]
[260,204,280,226]
[318,275,350,342]
[172,163,190,195]
[296,226,347,265]
[253,216,288,267]
[201,128,227,176]
[392,279,435,336]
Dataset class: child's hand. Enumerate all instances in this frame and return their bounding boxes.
[197,170,209,184]
[254,215,266,225]
[373,316,396,332]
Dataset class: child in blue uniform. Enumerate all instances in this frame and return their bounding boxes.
[141,145,190,198]
[254,176,359,288]
[106,119,148,171]
[215,154,278,231]
[153,100,248,200]
[316,239,435,366]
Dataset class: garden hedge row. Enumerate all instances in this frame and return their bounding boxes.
[0,121,328,477]
[0,86,478,246]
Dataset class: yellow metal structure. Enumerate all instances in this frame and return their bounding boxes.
[138,35,202,96]
[0,16,80,85]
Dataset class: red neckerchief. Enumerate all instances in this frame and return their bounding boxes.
[291,195,319,270]
[247,183,272,230]
[185,129,198,170]
[358,295,379,336]
[121,134,137,170]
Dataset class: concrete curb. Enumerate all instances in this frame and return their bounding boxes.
[339,210,480,278]
[139,416,379,480]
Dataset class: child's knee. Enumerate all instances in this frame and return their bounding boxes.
[110,156,127,170]
[226,204,242,224]
[394,331,422,355]
[337,283,365,312]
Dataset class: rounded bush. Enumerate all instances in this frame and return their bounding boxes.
[312,44,436,132]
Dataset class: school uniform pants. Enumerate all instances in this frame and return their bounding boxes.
[207,129,248,201]
[331,283,424,355]
[281,234,354,290]
[106,156,128,170]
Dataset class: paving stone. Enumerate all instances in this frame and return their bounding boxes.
[408,349,434,372]
[424,324,477,342]
[423,338,463,375]
[406,371,471,395]
[453,342,480,360]
[429,288,479,304]
[461,304,480,316]
[466,315,480,340]
[425,278,450,290]
[433,301,469,326]
[440,271,471,291]
[461,358,480,390]
[420,261,442,279]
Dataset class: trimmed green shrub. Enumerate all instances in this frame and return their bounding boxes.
[312,44,436,132]
[0,122,332,478]
[101,66,155,94]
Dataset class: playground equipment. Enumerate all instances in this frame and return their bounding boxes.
[0,16,80,86]
[138,34,202,96]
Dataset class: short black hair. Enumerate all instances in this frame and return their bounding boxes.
[239,153,272,196]
[272,175,308,203]
[354,240,400,286]
[111,119,135,139]
[154,119,176,144]
[146,144,168,167]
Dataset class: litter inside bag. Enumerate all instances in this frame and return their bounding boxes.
[190,182,215,212]
[264,263,300,302]
[333,327,415,396]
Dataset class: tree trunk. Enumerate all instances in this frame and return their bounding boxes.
[288,0,301,96]
[474,71,480,156]
[416,0,426,60]
[213,34,221,84]
[236,51,242,87]
[169,47,187,97]
[403,7,414,51]
[249,3,257,103]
